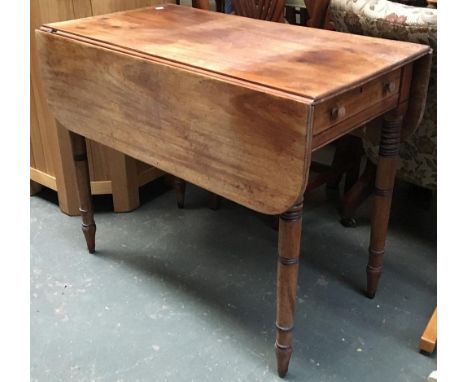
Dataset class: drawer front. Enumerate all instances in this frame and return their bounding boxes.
[313,69,402,135]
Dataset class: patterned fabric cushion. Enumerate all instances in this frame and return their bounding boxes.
[328,0,437,190]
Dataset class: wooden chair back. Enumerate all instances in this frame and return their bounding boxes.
[233,0,286,22]
[304,0,331,28]
[192,0,211,10]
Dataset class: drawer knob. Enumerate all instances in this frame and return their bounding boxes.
[330,106,346,120]
[384,81,396,93]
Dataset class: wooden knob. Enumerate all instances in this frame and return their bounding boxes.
[384,81,396,93]
[330,106,346,120]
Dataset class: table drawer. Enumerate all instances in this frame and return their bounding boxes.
[313,68,401,135]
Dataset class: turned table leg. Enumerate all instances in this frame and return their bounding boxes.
[275,199,303,378]
[367,111,402,298]
[69,131,96,254]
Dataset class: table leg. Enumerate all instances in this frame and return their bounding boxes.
[367,111,402,298]
[69,130,96,254]
[275,199,303,378]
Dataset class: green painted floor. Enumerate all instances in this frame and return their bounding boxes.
[31,175,436,381]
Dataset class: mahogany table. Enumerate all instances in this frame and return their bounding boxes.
[36,4,432,377]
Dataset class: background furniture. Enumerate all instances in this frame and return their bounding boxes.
[233,0,286,21]
[172,0,221,209]
[31,0,171,215]
[317,0,437,225]
[420,307,437,353]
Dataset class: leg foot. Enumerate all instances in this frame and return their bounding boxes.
[275,342,293,378]
[366,289,376,300]
[366,254,383,298]
[69,131,96,253]
[81,217,96,254]
[340,217,357,228]
[275,199,303,378]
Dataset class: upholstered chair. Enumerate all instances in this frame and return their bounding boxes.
[321,0,437,225]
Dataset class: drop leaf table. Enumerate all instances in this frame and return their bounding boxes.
[36,4,431,377]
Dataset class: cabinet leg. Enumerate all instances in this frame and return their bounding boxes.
[367,111,402,298]
[173,177,186,209]
[275,199,303,378]
[69,131,96,254]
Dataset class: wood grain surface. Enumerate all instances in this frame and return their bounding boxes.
[36,4,431,214]
[36,30,312,215]
[43,4,429,103]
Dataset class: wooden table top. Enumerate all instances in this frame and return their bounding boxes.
[37,3,432,214]
[43,4,429,103]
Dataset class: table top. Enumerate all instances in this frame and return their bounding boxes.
[43,4,429,103]
[37,4,431,214]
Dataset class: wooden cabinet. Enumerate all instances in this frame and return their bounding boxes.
[30,0,173,215]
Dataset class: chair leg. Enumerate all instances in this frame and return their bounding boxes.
[344,138,364,192]
[326,135,363,190]
[325,139,347,190]
[367,111,402,298]
[173,177,186,209]
[340,159,376,227]
[306,135,363,193]
[275,199,303,378]
[304,161,332,192]
[69,131,96,254]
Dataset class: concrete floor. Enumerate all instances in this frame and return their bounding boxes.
[31,173,436,381]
